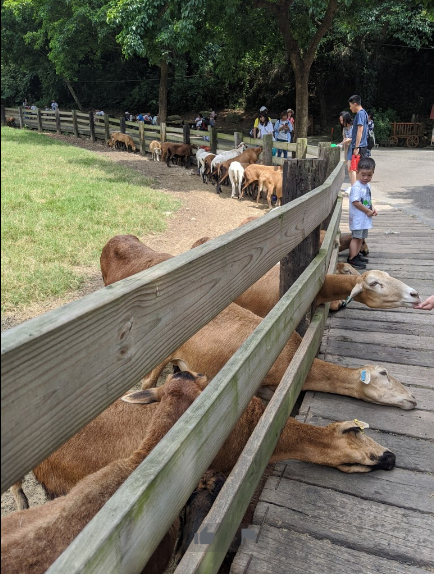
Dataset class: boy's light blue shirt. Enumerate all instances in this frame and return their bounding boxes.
[349,180,373,230]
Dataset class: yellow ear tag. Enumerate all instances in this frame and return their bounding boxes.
[354,419,369,432]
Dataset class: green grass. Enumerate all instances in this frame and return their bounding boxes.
[1,127,180,314]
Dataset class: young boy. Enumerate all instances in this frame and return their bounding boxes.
[348,157,377,269]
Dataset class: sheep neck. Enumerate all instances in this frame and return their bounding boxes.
[303,359,363,398]
[316,275,358,305]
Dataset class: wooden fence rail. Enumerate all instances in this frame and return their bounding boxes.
[46,196,343,574]
[2,106,317,162]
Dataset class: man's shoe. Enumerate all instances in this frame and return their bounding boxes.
[347,257,366,269]
[356,253,369,263]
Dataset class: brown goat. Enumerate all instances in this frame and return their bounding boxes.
[6,116,16,127]
[108,132,136,152]
[256,170,283,209]
[2,372,203,574]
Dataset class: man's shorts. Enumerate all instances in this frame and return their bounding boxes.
[352,229,369,239]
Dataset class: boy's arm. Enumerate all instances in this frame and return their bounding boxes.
[352,200,375,216]
[354,124,364,152]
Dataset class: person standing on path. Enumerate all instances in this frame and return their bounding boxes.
[348,95,369,186]
[348,157,377,269]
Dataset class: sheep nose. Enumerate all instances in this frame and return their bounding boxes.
[378,451,396,470]
[410,290,420,299]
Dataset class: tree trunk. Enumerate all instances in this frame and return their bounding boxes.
[293,66,309,139]
[63,78,83,111]
[158,61,169,123]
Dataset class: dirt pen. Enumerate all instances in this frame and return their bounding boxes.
[1,137,346,572]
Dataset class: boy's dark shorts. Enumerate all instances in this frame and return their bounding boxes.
[352,146,368,159]
[352,229,369,239]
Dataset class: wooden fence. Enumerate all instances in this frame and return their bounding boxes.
[2,106,316,163]
[1,116,344,572]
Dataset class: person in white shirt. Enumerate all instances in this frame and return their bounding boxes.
[257,113,274,139]
[348,157,377,269]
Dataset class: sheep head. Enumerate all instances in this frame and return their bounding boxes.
[122,371,208,404]
[329,420,396,473]
[355,365,417,410]
[348,270,420,308]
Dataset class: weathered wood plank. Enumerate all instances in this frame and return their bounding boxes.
[326,317,434,337]
[44,225,340,574]
[329,308,434,325]
[254,483,434,567]
[270,462,434,513]
[1,163,345,494]
[320,339,432,367]
[318,354,434,388]
[321,329,434,352]
[175,303,334,574]
[231,524,430,574]
[299,392,434,439]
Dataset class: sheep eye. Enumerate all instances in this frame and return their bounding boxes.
[369,281,379,287]
[379,370,387,376]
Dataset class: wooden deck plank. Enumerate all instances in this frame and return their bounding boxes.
[322,328,434,351]
[299,393,433,439]
[253,484,434,567]
[270,462,434,513]
[320,340,432,367]
[231,525,429,574]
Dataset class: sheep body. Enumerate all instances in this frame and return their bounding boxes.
[149,140,162,161]
[228,162,245,198]
[108,132,136,152]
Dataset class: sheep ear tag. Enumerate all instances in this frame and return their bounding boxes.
[360,370,371,385]
[354,419,370,431]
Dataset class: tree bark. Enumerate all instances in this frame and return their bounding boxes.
[158,60,169,123]
[293,66,309,140]
[63,78,83,111]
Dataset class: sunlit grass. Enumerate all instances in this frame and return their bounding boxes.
[1,127,179,313]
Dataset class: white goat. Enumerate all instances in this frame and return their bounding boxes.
[228,161,245,199]
[210,143,246,175]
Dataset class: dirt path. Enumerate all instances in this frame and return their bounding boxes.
[1,133,266,515]
[1,133,267,331]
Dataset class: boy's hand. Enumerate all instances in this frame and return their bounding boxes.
[371,208,378,216]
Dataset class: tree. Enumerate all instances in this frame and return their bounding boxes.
[107,0,210,122]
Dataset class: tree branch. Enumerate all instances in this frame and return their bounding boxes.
[305,0,339,68]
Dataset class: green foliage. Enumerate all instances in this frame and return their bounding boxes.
[371,108,399,142]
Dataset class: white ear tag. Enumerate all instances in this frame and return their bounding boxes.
[360,370,371,385]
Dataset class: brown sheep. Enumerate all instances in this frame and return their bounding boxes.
[108,132,136,152]
[2,372,204,574]
[97,235,418,411]
[256,170,283,209]
[6,116,16,127]
[11,375,395,513]
[149,140,162,161]
[162,143,195,168]
[240,164,283,199]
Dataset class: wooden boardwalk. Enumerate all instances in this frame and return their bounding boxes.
[231,203,434,573]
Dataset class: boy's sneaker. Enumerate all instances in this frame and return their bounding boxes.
[347,257,366,269]
[356,253,369,263]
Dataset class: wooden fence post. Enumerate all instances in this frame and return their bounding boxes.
[234,131,243,147]
[262,133,273,165]
[89,112,95,142]
[55,109,61,134]
[296,137,307,159]
[37,109,43,133]
[1,105,5,126]
[183,123,190,144]
[18,107,24,129]
[72,110,79,138]
[160,122,166,143]
[280,158,327,336]
[120,117,126,134]
[139,122,146,155]
[209,127,217,154]
[318,142,341,230]
[104,114,111,143]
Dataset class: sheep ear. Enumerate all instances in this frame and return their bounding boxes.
[121,389,158,404]
[342,419,370,434]
[348,280,365,300]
